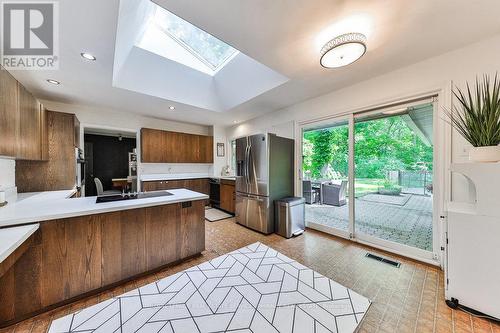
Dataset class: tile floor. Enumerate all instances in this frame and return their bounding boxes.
[1,218,498,333]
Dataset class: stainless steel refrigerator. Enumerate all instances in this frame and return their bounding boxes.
[235,133,294,234]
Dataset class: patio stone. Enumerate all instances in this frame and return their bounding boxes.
[305,194,433,251]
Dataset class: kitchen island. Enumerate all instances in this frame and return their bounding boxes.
[0,189,208,328]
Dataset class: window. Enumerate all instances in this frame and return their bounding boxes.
[147,5,239,74]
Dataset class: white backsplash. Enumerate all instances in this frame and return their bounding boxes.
[0,158,17,199]
[140,163,213,176]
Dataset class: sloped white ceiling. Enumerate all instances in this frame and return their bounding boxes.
[112,0,289,112]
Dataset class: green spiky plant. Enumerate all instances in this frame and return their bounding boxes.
[445,74,500,147]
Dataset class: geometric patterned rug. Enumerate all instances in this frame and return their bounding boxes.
[48,242,370,333]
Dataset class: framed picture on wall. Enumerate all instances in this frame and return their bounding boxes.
[217,143,225,157]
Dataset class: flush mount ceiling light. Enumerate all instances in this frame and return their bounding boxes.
[320,32,367,68]
[46,79,60,85]
[81,52,96,61]
[169,105,175,110]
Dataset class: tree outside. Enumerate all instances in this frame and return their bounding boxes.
[303,115,433,197]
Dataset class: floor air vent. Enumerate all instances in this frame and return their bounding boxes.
[365,253,401,268]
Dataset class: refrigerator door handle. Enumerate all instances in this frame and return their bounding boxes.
[247,195,264,202]
[245,144,251,185]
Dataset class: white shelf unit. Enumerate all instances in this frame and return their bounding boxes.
[446,163,500,319]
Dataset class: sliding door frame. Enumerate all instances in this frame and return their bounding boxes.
[296,84,452,267]
[299,115,353,240]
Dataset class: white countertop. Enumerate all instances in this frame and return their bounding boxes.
[0,224,39,263]
[140,173,236,182]
[0,189,208,228]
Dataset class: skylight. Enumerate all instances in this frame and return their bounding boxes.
[151,5,238,72]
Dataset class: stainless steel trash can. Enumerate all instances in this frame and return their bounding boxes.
[275,197,305,238]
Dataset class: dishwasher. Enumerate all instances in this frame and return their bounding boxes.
[209,178,220,208]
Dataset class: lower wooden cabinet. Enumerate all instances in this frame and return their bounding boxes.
[0,200,205,327]
[142,179,210,205]
[220,180,235,214]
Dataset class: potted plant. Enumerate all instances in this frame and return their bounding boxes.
[445,74,500,162]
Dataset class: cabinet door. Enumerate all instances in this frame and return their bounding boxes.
[179,200,205,258]
[141,128,214,163]
[140,128,165,163]
[39,105,48,160]
[17,83,41,160]
[0,67,18,157]
[199,135,213,163]
[220,183,235,213]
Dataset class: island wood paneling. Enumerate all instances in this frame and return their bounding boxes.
[101,209,147,284]
[179,200,205,258]
[0,234,34,278]
[141,128,213,163]
[15,111,77,192]
[145,204,180,270]
[0,200,205,328]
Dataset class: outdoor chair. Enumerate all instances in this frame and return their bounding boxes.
[321,180,347,206]
[303,180,320,204]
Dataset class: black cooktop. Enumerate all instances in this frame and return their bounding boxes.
[96,191,173,203]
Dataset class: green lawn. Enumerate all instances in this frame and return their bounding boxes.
[354,178,383,197]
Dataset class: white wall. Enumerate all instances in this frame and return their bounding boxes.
[0,158,15,193]
[210,125,229,177]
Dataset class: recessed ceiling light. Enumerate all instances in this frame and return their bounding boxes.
[233,121,238,124]
[320,33,367,68]
[81,52,96,61]
[46,79,60,85]
[169,106,175,110]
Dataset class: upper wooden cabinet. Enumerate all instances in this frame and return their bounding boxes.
[17,83,44,160]
[0,68,19,157]
[141,128,213,163]
[0,67,48,160]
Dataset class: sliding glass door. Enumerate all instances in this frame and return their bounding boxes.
[301,100,436,261]
[302,119,351,238]
[354,103,434,255]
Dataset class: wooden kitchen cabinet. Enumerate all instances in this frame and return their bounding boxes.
[0,200,205,327]
[142,178,210,205]
[141,128,213,163]
[0,66,47,160]
[220,179,235,214]
[15,111,77,192]
[0,67,19,157]
[16,83,44,160]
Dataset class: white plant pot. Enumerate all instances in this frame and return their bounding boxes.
[469,146,500,163]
